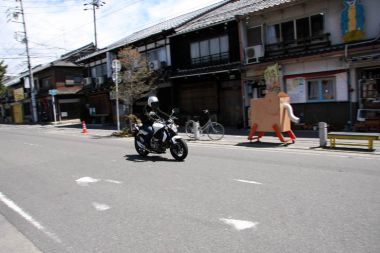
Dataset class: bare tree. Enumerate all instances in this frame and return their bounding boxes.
[117,47,158,114]
[0,61,7,97]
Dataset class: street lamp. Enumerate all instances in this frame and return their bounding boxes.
[84,1,106,50]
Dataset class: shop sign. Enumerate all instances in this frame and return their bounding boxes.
[49,89,57,96]
[13,88,24,101]
[286,78,306,104]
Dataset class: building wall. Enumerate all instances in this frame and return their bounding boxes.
[246,0,380,45]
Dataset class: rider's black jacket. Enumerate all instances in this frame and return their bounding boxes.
[141,105,169,125]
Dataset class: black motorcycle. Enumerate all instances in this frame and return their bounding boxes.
[132,109,188,161]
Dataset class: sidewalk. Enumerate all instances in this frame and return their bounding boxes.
[0,214,42,253]
[181,129,380,155]
[50,123,380,155]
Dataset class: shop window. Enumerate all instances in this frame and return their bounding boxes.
[307,77,335,101]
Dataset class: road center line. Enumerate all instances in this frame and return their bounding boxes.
[234,179,262,185]
[0,191,62,243]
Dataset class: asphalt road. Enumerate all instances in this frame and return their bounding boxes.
[0,124,379,253]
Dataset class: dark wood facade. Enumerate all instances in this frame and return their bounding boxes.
[170,21,243,127]
[34,64,85,122]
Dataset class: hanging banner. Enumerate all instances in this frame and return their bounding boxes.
[264,63,281,94]
[341,0,365,42]
[24,77,30,89]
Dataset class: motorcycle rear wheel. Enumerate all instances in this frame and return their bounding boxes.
[170,139,188,161]
[135,137,149,157]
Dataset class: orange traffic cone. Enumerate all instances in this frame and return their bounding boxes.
[81,121,88,134]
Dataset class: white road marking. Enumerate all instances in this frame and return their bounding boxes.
[220,218,258,231]
[76,177,122,186]
[0,191,62,243]
[23,142,40,147]
[104,179,122,184]
[234,179,262,185]
[75,177,99,186]
[92,202,111,211]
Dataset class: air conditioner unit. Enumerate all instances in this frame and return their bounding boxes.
[95,77,104,88]
[83,77,92,86]
[245,45,264,64]
[149,60,161,70]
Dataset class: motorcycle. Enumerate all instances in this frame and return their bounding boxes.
[132,109,188,161]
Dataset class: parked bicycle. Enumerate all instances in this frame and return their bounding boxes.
[185,109,225,140]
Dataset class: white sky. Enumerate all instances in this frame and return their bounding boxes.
[0,0,223,75]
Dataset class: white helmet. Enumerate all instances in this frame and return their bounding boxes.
[147,96,159,109]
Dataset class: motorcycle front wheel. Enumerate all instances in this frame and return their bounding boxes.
[170,139,188,161]
[135,137,149,157]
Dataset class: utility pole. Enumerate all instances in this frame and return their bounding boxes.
[112,59,121,131]
[14,0,38,123]
[84,0,106,50]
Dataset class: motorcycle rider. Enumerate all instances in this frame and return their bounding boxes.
[141,96,169,148]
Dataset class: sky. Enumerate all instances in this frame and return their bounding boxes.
[0,0,223,76]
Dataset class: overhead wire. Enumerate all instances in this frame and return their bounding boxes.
[2,0,225,74]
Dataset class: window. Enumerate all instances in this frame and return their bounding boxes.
[281,21,295,43]
[247,26,262,46]
[65,75,82,85]
[147,47,167,62]
[266,24,280,44]
[91,63,107,78]
[190,43,200,59]
[190,35,229,65]
[311,14,324,36]
[40,77,52,90]
[200,40,209,58]
[266,13,325,43]
[307,77,335,101]
[296,17,310,39]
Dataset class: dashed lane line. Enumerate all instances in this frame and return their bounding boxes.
[0,191,62,244]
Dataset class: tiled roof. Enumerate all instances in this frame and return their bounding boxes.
[31,60,80,74]
[4,60,79,87]
[77,0,230,62]
[175,0,298,35]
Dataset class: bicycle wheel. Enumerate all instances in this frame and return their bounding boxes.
[207,122,224,140]
[185,120,195,138]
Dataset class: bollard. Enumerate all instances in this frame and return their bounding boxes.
[318,122,328,147]
[193,121,200,140]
